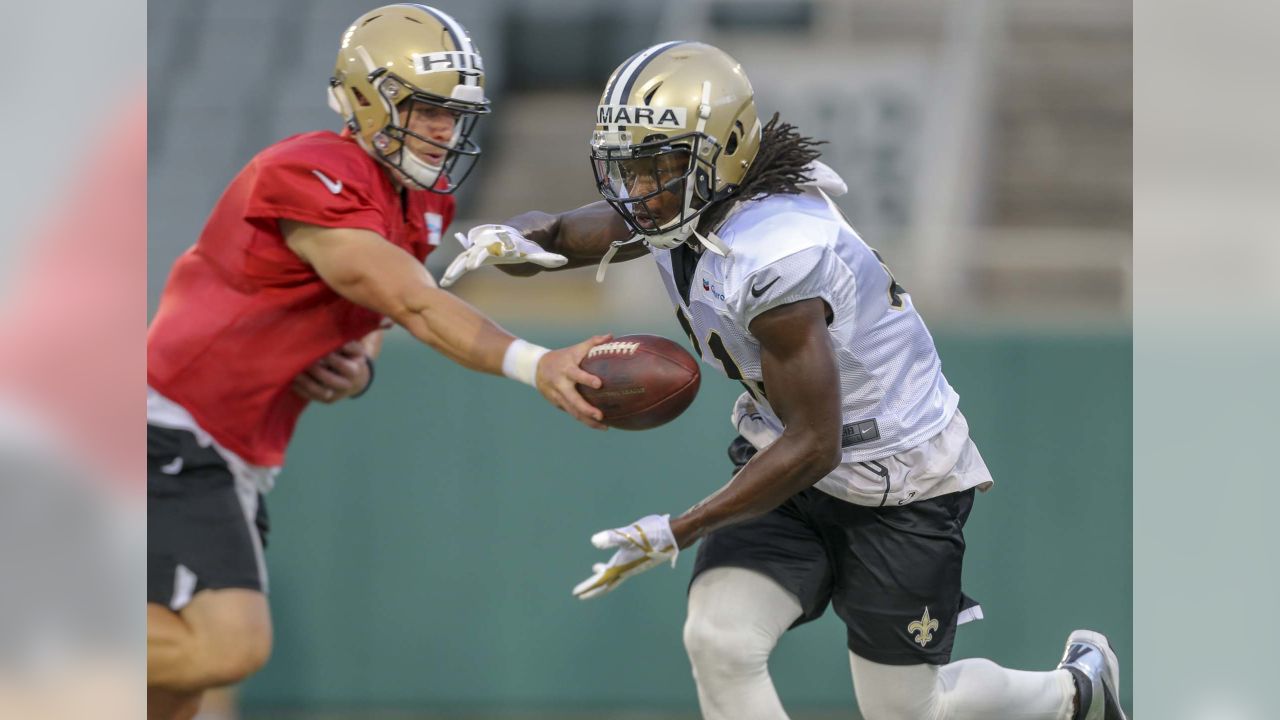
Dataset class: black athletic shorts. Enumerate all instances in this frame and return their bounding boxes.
[147,424,270,610]
[691,435,979,666]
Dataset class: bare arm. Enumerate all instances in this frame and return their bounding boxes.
[498,201,644,275]
[282,220,610,427]
[361,327,385,359]
[669,298,843,549]
[284,220,516,374]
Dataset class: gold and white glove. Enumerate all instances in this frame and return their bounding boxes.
[732,392,782,450]
[440,224,568,288]
[572,514,677,600]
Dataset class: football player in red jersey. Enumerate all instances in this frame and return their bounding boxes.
[145,6,608,719]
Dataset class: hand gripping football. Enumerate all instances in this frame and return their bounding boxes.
[577,334,701,430]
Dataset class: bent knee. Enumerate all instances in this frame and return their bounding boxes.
[182,590,273,688]
[201,624,272,686]
[683,614,772,673]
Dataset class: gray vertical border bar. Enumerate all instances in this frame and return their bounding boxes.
[1136,0,1280,717]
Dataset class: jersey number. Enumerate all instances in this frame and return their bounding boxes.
[830,202,908,311]
[675,307,768,403]
[870,248,907,311]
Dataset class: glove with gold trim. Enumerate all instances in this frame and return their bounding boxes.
[572,514,677,600]
[732,391,781,451]
[440,224,567,287]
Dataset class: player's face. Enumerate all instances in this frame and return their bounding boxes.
[400,101,460,167]
[616,150,690,228]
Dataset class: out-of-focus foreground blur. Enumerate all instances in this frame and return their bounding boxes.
[143,1,1132,718]
[0,0,146,716]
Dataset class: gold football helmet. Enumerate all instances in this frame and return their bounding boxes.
[329,4,490,193]
[590,41,762,249]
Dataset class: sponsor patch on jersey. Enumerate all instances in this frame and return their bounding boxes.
[413,50,484,75]
[597,104,687,129]
[425,212,443,246]
[701,275,726,301]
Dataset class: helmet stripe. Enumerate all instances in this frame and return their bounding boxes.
[602,49,644,109]
[408,4,478,86]
[606,40,685,132]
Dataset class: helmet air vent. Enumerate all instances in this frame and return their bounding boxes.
[726,121,744,156]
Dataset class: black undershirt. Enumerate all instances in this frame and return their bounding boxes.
[670,241,703,306]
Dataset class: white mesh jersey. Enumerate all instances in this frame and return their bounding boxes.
[649,186,959,466]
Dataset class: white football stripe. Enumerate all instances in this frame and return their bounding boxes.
[606,41,682,131]
[587,341,641,357]
[418,5,477,86]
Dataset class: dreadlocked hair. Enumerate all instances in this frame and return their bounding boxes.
[696,113,826,236]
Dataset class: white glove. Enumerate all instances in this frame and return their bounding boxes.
[439,224,568,288]
[572,514,678,600]
[732,392,781,450]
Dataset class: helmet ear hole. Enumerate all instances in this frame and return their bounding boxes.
[726,120,744,155]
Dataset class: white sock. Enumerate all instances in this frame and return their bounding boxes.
[850,652,1075,720]
[683,567,802,720]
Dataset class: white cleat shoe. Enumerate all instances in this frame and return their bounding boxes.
[1057,629,1127,720]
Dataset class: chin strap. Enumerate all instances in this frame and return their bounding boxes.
[595,235,645,283]
[594,229,731,284]
[692,229,730,257]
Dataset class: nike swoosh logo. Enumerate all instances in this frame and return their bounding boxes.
[312,169,343,194]
[750,277,779,298]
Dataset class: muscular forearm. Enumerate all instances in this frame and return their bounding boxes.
[503,202,637,271]
[669,432,840,549]
[386,283,515,375]
[285,221,521,375]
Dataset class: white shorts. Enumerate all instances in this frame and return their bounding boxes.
[813,410,995,508]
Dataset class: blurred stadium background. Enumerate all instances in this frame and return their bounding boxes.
[148,0,1131,717]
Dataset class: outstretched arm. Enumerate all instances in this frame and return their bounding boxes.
[282,220,610,428]
[500,201,641,274]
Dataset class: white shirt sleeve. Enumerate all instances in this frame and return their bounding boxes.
[730,245,844,329]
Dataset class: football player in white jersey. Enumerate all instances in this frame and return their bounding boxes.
[444,42,1126,720]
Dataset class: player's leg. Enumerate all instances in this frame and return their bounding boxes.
[194,685,242,720]
[148,425,273,701]
[823,482,1124,720]
[683,438,836,720]
[684,567,802,720]
[682,436,834,720]
[147,685,203,720]
[848,652,1074,720]
[148,590,272,690]
[849,627,1128,720]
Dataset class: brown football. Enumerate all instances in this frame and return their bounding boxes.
[577,334,701,430]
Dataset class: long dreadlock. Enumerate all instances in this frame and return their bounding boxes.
[696,113,827,236]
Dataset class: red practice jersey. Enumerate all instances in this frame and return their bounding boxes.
[148,130,453,466]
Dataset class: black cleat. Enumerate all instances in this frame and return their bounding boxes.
[1058,629,1127,720]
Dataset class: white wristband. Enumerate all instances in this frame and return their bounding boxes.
[502,338,550,388]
